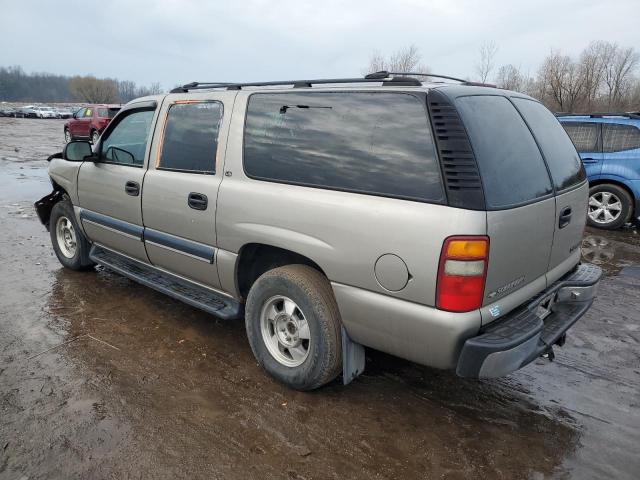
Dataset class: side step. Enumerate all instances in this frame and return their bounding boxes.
[89,245,243,320]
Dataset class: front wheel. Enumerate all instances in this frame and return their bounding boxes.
[587,184,633,230]
[91,130,99,144]
[64,129,72,143]
[245,265,343,390]
[49,199,95,270]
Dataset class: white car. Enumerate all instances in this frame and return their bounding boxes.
[33,106,57,119]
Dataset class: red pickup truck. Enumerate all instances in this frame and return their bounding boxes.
[64,104,121,144]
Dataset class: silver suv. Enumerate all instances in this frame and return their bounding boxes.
[35,72,602,390]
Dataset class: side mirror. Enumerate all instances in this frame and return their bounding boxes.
[63,141,93,162]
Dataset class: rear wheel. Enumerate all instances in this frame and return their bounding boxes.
[587,184,633,230]
[49,199,95,270]
[245,265,342,390]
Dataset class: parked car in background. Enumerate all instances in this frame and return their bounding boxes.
[54,107,74,119]
[19,105,37,118]
[64,104,121,143]
[558,113,640,229]
[0,107,17,117]
[37,73,602,390]
[33,106,57,118]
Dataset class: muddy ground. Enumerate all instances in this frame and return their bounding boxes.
[0,117,639,480]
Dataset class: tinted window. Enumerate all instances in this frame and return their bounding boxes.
[100,109,155,166]
[98,107,119,118]
[603,124,640,152]
[561,122,599,152]
[513,99,586,190]
[455,95,553,208]
[158,102,223,174]
[243,92,444,203]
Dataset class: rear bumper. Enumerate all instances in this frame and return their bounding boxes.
[456,263,602,378]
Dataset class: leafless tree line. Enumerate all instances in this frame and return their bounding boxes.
[364,44,430,78]
[367,41,639,113]
[531,41,639,112]
[69,76,162,103]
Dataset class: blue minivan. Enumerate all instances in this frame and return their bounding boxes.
[558,114,640,229]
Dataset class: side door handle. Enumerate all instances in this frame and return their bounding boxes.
[125,181,140,196]
[581,157,598,164]
[188,192,208,210]
[559,206,572,229]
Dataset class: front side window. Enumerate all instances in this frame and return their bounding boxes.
[512,99,586,191]
[561,122,600,153]
[84,108,93,118]
[75,108,85,118]
[100,109,155,166]
[158,102,223,174]
[455,95,553,208]
[603,124,640,152]
[243,92,445,203]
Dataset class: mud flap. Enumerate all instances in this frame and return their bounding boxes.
[342,326,365,385]
[34,190,62,231]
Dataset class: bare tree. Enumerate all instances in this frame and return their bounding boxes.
[496,64,524,91]
[579,41,608,110]
[69,76,119,103]
[538,51,586,112]
[365,44,429,76]
[475,41,498,83]
[603,44,639,109]
[117,80,138,103]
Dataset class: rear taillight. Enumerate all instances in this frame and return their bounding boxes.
[436,236,489,312]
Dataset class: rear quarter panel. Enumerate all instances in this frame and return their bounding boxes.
[216,91,487,307]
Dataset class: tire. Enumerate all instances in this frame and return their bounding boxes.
[245,264,342,390]
[587,183,633,230]
[91,130,99,144]
[49,199,95,271]
[64,128,72,143]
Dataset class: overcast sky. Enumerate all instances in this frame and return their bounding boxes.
[2,0,639,89]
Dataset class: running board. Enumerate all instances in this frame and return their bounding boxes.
[89,245,243,320]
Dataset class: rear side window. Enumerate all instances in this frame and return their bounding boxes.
[158,102,223,174]
[243,92,445,203]
[603,124,640,152]
[561,122,599,153]
[455,95,553,209]
[98,107,119,118]
[512,99,586,191]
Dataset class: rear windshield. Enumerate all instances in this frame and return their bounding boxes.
[455,95,553,209]
[98,107,119,118]
[243,92,445,203]
[512,98,586,191]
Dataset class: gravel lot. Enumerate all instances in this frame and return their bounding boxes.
[1,117,639,480]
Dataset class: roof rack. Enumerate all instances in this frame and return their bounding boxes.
[368,71,496,87]
[555,112,640,119]
[170,71,494,93]
[170,75,421,93]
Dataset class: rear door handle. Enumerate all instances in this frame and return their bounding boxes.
[125,181,140,196]
[559,206,572,229]
[188,192,208,210]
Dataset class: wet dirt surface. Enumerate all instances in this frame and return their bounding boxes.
[0,117,639,480]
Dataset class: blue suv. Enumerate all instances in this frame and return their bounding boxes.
[558,113,640,229]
